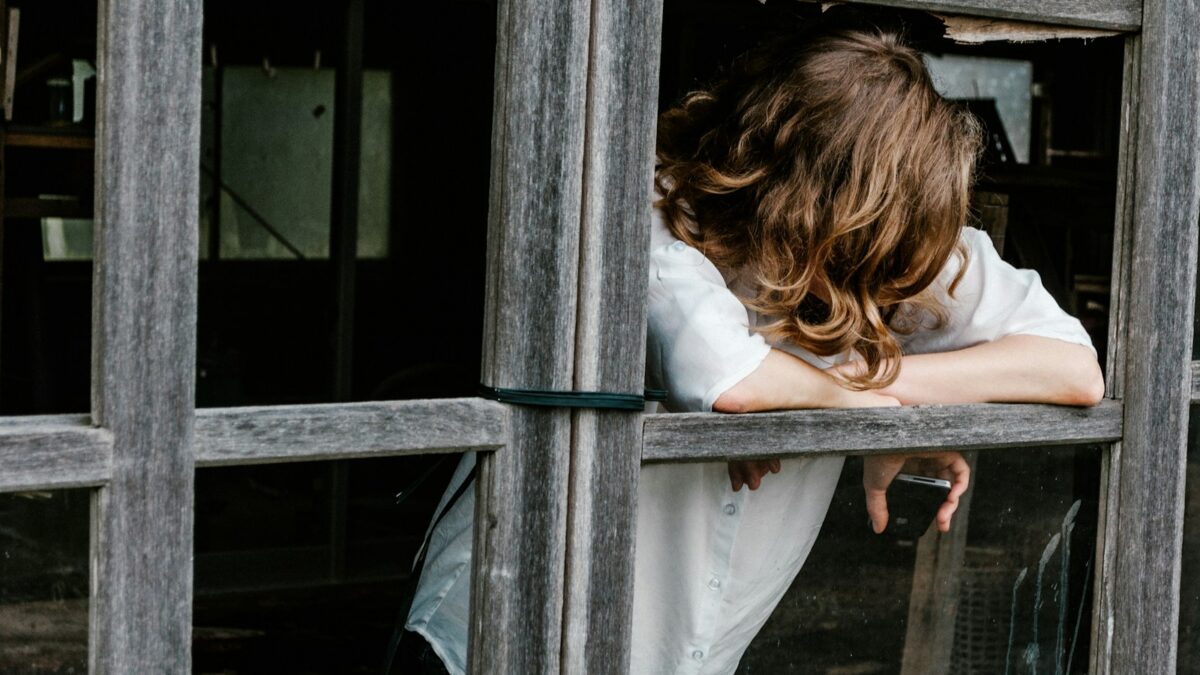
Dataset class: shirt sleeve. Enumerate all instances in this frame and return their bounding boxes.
[900,227,1096,356]
[645,218,771,413]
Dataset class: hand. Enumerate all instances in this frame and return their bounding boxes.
[863,452,970,534]
[727,458,781,491]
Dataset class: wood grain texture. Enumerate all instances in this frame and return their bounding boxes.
[1190,361,1200,402]
[560,1,662,672]
[1110,0,1200,670]
[5,131,95,149]
[193,399,508,466]
[0,415,112,492]
[641,401,1122,462]
[840,0,1140,31]
[470,0,591,671]
[88,0,202,671]
[936,14,1121,43]
[1090,36,1139,675]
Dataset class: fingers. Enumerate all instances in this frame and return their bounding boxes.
[745,460,771,489]
[728,462,745,492]
[727,460,783,492]
[862,454,907,534]
[865,486,889,534]
[936,489,960,532]
[863,451,972,535]
[927,452,971,532]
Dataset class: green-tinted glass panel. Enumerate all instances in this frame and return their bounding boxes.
[211,66,391,260]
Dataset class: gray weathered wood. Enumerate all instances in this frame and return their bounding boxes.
[559,1,662,672]
[836,0,1139,31]
[469,0,591,671]
[0,415,112,492]
[88,0,202,671]
[641,401,1122,462]
[1110,0,1200,669]
[1189,361,1200,402]
[193,398,508,466]
[1090,35,1140,675]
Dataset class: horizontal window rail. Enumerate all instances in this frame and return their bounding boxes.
[195,397,509,467]
[848,0,1140,31]
[0,398,1120,486]
[0,415,113,492]
[641,399,1122,463]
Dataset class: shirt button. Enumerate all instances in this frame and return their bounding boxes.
[670,241,686,252]
[723,503,736,515]
[692,650,704,661]
[708,578,721,590]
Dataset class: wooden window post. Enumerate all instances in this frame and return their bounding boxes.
[470,0,592,671]
[471,0,663,671]
[88,0,202,671]
[1104,0,1200,671]
[562,1,662,672]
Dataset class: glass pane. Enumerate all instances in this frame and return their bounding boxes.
[1182,409,1200,673]
[1,0,98,415]
[739,446,1102,674]
[194,463,335,590]
[192,454,457,673]
[212,66,390,260]
[194,0,495,663]
[925,54,1033,164]
[196,1,492,407]
[0,490,90,673]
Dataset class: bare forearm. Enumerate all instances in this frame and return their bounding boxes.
[876,334,1104,406]
[713,349,898,413]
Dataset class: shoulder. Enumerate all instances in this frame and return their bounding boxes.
[648,203,729,285]
[923,226,1004,301]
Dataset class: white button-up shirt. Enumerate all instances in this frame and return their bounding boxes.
[406,206,1095,675]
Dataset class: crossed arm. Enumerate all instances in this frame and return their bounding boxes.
[714,334,1105,533]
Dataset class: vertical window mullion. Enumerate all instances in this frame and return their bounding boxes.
[1107,0,1200,671]
[88,0,202,671]
[469,0,591,672]
[560,1,663,672]
[1089,32,1141,675]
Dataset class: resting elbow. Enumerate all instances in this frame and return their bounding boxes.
[1062,362,1105,407]
[712,388,753,414]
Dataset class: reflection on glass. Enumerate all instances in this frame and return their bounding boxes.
[0,490,89,673]
[739,446,1100,674]
[40,217,94,261]
[924,54,1033,164]
[201,66,392,260]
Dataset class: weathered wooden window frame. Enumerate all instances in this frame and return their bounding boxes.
[0,0,1195,672]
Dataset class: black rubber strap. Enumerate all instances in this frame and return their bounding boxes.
[479,384,667,411]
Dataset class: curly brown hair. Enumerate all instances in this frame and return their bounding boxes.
[655,27,982,389]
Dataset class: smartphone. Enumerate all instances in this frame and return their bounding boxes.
[882,473,951,539]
